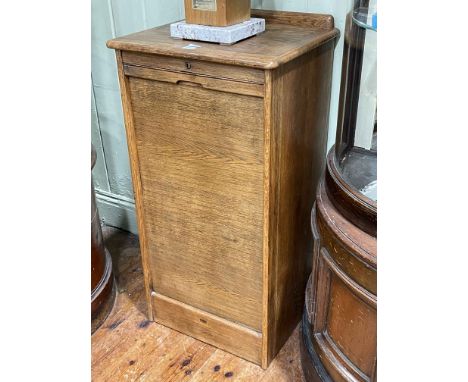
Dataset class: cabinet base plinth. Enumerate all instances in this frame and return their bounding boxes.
[151,292,263,366]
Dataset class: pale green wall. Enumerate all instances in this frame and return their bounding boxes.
[91,0,186,233]
[91,0,349,233]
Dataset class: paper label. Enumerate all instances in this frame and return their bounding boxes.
[192,0,217,11]
[182,44,201,50]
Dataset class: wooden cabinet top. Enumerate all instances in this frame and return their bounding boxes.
[107,9,339,69]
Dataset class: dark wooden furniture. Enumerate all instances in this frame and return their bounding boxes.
[184,0,251,27]
[301,2,377,378]
[301,151,377,381]
[107,10,339,368]
[91,146,115,333]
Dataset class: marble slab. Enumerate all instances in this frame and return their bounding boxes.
[170,18,265,45]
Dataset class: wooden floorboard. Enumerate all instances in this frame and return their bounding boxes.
[92,227,306,382]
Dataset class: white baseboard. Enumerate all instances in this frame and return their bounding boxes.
[95,190,138,234]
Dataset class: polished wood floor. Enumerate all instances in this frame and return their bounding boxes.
[92,227,306,382]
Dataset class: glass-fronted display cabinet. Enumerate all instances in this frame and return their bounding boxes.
[335,0,377,204]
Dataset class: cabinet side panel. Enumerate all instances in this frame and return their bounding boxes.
[128,77,264,330]
[267,40,336,363]
[115,51,154,320]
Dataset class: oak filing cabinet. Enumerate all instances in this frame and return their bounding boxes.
[107,10,339,368]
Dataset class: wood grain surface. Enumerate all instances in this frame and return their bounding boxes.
[264,40,336,366]
[124,64,264,97]
[301,159,377,382]
[251,9,334,30]
[152,292,262,364]
[129,75,265,331]
[107,12,339,69]
[122,51,265,84]
[115,50,155,320]
[184,0,251,27]
[110,10,339,368]
[91,227,306,382]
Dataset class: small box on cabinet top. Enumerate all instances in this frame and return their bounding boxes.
[185,0,251,27]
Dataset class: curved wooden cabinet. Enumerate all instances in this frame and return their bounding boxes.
[91,146,116,333]
[301,149,377,381]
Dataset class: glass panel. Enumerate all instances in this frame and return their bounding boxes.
[335,0,377,202]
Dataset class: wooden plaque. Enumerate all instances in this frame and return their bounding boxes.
[184,0,251,27]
